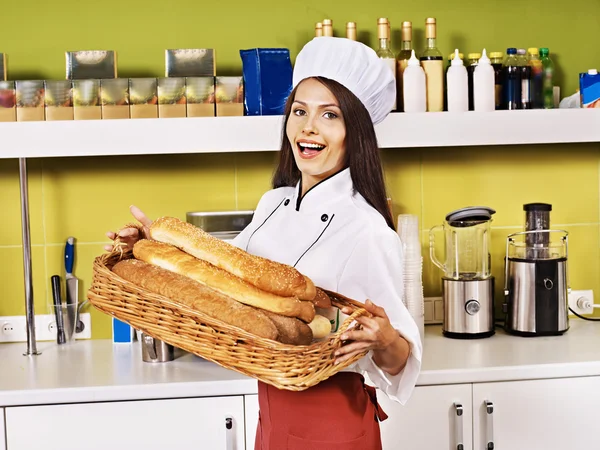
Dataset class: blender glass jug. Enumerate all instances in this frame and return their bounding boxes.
[429,207,496,280]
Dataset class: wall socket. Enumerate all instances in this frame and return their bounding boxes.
[568,290,595,316]
[0,313,91,343]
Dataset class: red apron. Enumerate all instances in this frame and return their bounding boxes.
[255,372,388,450]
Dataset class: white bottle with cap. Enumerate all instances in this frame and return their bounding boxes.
[474,49,496,112]
[402,50,426,113]
[446,49,468,112]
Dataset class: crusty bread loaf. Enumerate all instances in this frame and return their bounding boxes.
[149,216,316,301]
[111,259,279,341]
[261,310,313,345]
[314,288,332,309]
[308,315,333,339]
[134,239,316,323]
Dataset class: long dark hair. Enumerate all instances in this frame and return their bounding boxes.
[272,76,396,231]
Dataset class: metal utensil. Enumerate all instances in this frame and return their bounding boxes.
[51,275,66,345]
[141,333,174,363]
[64,237,79,337]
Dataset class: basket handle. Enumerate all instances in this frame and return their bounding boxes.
[108,222,146,259]
[335,305,371,335]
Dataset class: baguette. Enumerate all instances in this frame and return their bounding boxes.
[261,310,313,345]
[133,239,316,323]
[111,259,279,341]
[149,216,316,301]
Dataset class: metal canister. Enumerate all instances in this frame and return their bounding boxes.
[141,333,174,363]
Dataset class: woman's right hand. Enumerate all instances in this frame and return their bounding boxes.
[104,205,153,252]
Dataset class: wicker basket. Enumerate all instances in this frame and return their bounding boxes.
[87,243,370,391]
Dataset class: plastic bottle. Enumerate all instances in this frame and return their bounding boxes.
[446,49,468,112]
[466,52,481,111]
[540,48,555,109]
[474,49,496,112]
[527,48,543,109]
[403,50,427,113]
[502,48,521,110]
[517,48,531,109]
[444,52,463,110]
[489,52,504,110]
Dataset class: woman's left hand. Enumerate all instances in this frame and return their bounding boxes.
[334,299,399,365]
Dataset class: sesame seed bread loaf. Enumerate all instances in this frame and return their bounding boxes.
[133,239,316,323]
[149,216,317,302]
[111,258,279,341]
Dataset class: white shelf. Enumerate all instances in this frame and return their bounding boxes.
[1,108,599,159]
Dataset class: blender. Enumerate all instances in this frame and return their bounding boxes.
[503,203,569,336]
[429,206,496,339]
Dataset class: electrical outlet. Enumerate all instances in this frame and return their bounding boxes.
[0,313,91,343]
[568,290,594,316]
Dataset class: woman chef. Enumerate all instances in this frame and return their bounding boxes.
[106,36,422,449]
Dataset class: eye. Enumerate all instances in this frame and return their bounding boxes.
[323,111,338,119]
[292,108,306,116]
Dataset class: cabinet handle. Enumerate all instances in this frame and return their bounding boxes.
[225,416,234,450]
[453,403,464,450]
[485,400,494,450]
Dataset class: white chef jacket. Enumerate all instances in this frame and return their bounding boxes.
[231,167,422,405]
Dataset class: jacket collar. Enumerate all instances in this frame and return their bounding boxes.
[293,168,354,212]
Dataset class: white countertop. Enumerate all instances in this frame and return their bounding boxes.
[1,320,600,408]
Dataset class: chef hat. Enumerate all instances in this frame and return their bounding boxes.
[292,37,395,125]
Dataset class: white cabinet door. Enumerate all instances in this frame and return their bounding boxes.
[378,383,473,450]
[473,376,600,450]
[244,394,259,450]
[0,408,5,450]
[6,396,245,450]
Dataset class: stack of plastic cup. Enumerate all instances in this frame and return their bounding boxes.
[397,214,425,343]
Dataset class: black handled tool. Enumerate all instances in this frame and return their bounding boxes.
[51,275,66,345]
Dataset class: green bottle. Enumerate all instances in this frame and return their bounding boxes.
[540,48,554,109]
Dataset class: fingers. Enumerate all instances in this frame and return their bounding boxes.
[130,205,153,227]
[364,299,388,319]
[340,327,374,343]
[334,341,372,364]
[117,228,139,238]
[342,300,387,320]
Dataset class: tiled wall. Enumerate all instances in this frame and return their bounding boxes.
[1,142,599,338]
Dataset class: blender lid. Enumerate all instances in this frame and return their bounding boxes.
[445,206,496,224]
[523,203,552,212]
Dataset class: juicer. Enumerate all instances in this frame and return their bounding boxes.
[429,206,496,339]
[503,203,569,336]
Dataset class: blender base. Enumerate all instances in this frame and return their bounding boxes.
[443,330,495,340]
[504,326,569,337]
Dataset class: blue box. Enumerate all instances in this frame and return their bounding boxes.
[112,317,134,343]
[239,48,293,116]
[580,70,600,108]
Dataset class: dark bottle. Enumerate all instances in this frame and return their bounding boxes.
[527,48,544,109]
[490,51,504,110]
[466,52,480,111]
[517,48,531,109]
[502,47,521,110]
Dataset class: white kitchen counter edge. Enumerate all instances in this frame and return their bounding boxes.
[2,321,600,407]
[3,361,600,408]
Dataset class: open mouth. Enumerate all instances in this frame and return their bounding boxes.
[297,141,326,158]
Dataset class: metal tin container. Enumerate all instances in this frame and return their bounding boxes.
[186,210,254,241]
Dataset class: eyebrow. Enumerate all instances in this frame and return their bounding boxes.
[293,100,340,109]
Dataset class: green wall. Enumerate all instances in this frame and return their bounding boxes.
[2,0,598,96]
[1,0,600,339]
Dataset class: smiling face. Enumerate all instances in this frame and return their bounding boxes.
[286,78,347,195]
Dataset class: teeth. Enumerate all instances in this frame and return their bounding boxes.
[298,142,325,150]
